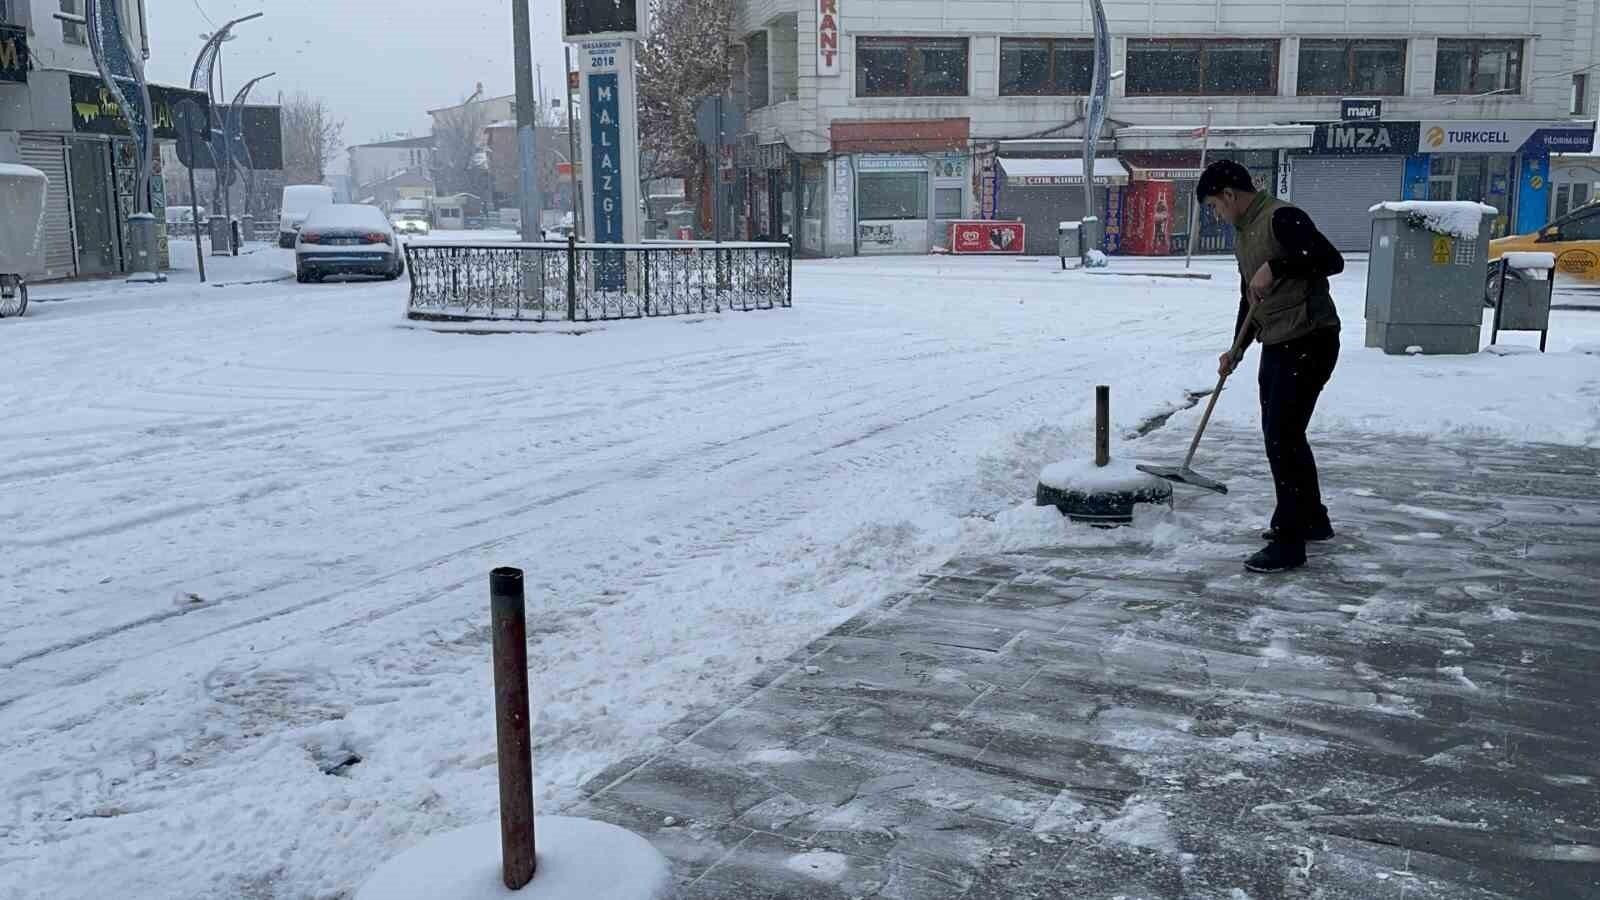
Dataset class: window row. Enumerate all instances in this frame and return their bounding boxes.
[852,37,1522,99]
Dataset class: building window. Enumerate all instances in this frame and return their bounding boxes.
[857,37,968,98]
[1297,39,1405,95]
[1127,39,1278,96]
[60,0,88,45]
[934,187,963,219]
[1573,74,1589,115]
[747,31,769,110]
[1435,39,1523,95]
[999,38,1094,96]
[858,171,929,220]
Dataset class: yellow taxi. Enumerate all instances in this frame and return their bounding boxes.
[1488,202,1600,296]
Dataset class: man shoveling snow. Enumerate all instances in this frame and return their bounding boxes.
[1198,160,1345,574]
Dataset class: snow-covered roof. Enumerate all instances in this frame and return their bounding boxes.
[303,204,391,230]
[1370,201,1498,239]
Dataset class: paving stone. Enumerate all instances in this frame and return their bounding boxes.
[576,429,1600,898]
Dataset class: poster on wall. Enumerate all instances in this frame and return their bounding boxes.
[830,157,852,243]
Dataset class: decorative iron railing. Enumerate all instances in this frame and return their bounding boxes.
[403,239,793,322]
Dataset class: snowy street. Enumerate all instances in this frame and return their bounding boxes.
[3,239,1599,898]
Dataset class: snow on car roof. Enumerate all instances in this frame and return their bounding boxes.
[303,204,390,230]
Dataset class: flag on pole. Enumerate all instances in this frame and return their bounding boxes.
[1191,125,1210,140]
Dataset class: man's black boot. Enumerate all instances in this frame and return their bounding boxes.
[1260,522,1335,542]
[1245,541,1307,573]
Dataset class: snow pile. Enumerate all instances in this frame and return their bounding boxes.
[1085,249,1109,268]
[1368,201,1497,239]
[1097,798,1179,855]
[353,817,671,900]
[1039,457,1167,493]
[1502,251,1556,270]
[1058,221,1082,231]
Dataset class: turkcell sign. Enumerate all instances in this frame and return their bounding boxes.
[588,71,625,290]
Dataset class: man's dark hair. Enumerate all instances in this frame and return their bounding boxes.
[1196,160,1255,200]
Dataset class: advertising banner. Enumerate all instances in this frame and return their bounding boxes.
[949,221,1024,254]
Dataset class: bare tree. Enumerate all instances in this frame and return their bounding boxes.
[281,91,344,185]
[431,88,493,197]
[637,0,735,181]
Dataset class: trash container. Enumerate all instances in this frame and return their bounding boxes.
[1365,201,1497,355]
[209,215,231,257]
[1058,221,1082,270]
[239,214,254,245]
[1490,251,1556,351]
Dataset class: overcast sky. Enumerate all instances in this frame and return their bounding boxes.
[145,0,572,167]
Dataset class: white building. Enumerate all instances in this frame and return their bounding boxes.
[1,0,207,279]
[348,135,434,199]
[731,0,1600,255]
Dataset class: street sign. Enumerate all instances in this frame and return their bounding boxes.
[694,95,744,148]
[562,0,646,41]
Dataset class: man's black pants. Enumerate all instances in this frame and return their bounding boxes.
[1258,328,1340,542]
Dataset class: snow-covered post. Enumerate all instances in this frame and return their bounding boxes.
[490,567,536,890]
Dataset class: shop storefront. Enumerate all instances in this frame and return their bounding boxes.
[1113,126,1311,255]
[1415,120,1595,237]
[1121,151,1280,254]
[8,71,206,279]
[853,153,970,256]
[1289,121,1418,251]
[993,157,1129,256]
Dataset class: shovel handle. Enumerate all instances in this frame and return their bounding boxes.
[1181,320,1255,469]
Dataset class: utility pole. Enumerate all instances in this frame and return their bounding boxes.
[565,46,581,237]
[511,0,540,242]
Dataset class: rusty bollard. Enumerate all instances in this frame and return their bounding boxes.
[491,567,536,889]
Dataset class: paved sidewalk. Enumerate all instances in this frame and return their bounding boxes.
[569,426,1600,899]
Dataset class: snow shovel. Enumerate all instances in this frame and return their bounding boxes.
[1137,321,1253,495]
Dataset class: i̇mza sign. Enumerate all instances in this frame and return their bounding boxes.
[1313,121,1420,155]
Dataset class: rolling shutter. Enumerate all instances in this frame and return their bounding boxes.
[1289,156,1406,253]
[18,135,76,280]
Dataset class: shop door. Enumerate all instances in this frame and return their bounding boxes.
[1291,155,1406,252]
[68,141,120,275]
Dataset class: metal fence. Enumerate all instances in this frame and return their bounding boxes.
[403,239,793,323]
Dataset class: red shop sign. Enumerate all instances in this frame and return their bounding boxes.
[950,221,1025,254]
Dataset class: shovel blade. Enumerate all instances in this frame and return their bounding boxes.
[1136,463,1229,495]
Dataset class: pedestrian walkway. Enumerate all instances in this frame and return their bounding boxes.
[568,425,1600,899]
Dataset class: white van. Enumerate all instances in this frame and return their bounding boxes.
[278,184,335,248]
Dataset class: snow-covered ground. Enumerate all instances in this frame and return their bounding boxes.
[2,239,1597,899]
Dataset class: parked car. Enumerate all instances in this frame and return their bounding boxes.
[393,213,431,236]
[295,204,404,283]
[165,205,208,231]
[279,184,336,248]
[1488,202,1600,303]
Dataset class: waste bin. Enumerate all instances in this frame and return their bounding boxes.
[1058,221,1082,270]
[239,214,254,245]
[1490,251,1556,351]
[1365,201,1497,355]
[209,215,231,257]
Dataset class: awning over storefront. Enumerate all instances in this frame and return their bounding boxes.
[1115,125,1315,152]
[998,157,1129,187]
[1121,152,1205,181]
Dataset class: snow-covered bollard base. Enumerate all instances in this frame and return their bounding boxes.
[1036,458,1172,527]
[1085,249,1110,268]
[355,817,673,900]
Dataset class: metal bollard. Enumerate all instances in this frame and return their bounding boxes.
[1094,385,1111,467]
[490,567,536,889]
